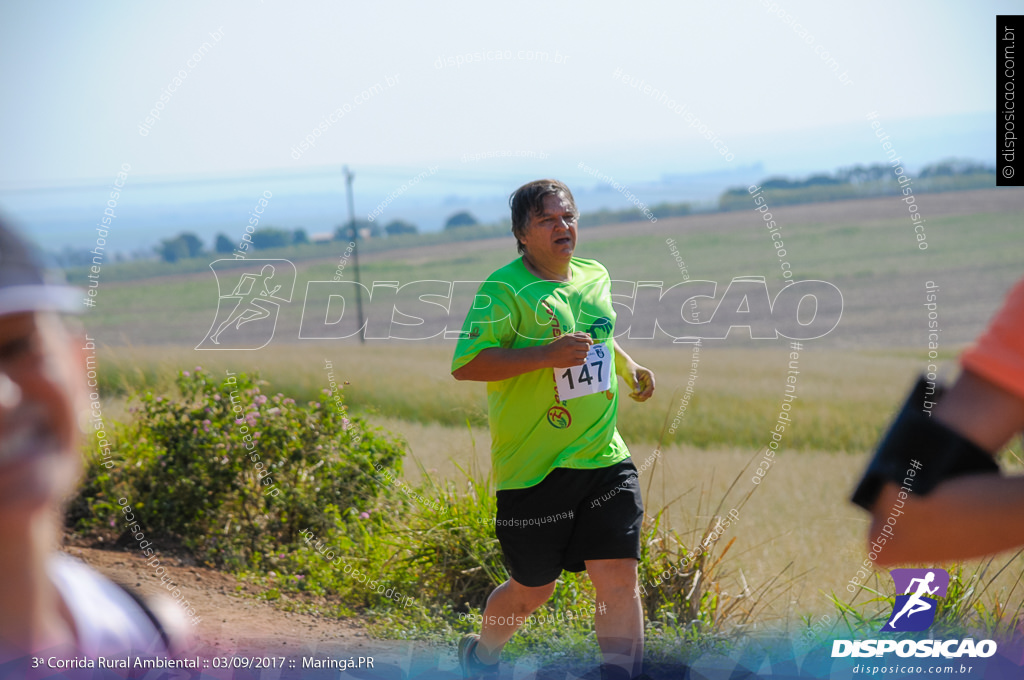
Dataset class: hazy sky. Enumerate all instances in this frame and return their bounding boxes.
[0,0,1009,190]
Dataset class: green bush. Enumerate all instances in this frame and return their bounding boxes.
[71,367,406,569]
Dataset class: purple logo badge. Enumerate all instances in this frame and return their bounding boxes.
[882,568,949,632]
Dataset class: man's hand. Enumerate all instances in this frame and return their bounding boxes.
[610,338,655,402]
[546,332,593,368]
[622,364,655,402]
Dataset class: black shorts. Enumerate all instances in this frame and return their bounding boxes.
[494,459,643,587]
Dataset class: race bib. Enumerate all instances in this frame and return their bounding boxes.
[554,342,612,400]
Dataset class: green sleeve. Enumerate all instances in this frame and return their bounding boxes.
[451,280,518,373]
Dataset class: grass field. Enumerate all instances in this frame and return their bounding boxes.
[79,188,1024,634]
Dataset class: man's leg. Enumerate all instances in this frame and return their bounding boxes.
[475,577,556,664]
[586,558,643,678]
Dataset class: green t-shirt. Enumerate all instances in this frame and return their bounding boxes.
[451,256,630,490]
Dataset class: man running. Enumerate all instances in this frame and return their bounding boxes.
[451,179,655,679]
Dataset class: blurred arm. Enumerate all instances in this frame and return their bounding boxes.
[870,370,1024,565]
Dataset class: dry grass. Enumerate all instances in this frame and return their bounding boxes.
[381,420,1024,631]
[383,419,869,620]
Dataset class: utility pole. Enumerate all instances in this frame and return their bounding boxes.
[344,165,365,343]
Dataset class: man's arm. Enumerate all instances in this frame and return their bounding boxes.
[612,339,655,402]
[869,370,1024,565]
[452,332,593,382]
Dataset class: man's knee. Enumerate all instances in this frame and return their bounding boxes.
[507,578,556,610]
[587,559,639,591]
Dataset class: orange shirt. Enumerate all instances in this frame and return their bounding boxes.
[961,276,1024,401]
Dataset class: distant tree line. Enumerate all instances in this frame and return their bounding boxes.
[154,214,448,263]
[719,158,996,210]
[581,202,692,227]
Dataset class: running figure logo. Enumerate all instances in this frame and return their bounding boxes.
[882,568,950,632]
[196,259,296,350]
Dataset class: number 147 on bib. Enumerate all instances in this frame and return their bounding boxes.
[555,342,612,400]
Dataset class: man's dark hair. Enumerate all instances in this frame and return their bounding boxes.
[509,179,578,254]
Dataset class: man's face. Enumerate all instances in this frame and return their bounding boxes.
[0,312,85,520]
[520,192,578,263]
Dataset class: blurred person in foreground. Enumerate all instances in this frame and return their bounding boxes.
[0,221,185,668]
[451,180,655,680]
[853,276,1024,564]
